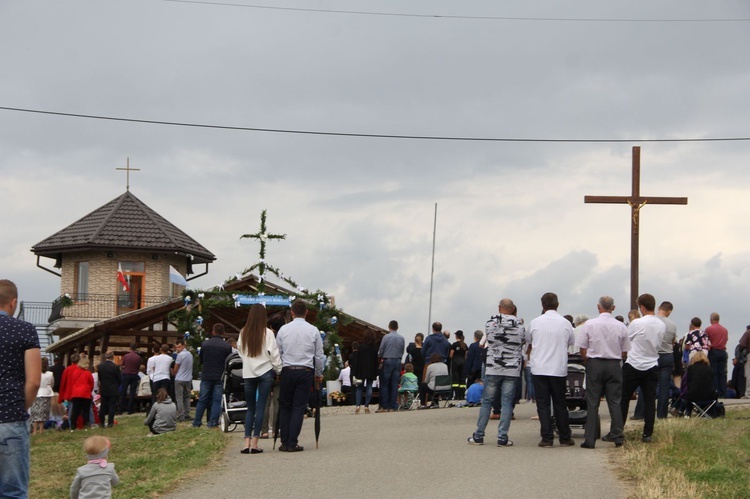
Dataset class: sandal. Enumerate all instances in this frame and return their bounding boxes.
[260,433,269,439]
[240,448,250,454]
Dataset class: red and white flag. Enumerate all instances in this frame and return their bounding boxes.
[117,263,130,292]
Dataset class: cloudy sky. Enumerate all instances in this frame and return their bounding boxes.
[2,1,749,349]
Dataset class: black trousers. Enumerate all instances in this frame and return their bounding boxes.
[534,375,571,442]
[621,364,658,437]
[119,374,139,414]
[99,394,118,427]
[70,398,91,430]
[279,368,313,448]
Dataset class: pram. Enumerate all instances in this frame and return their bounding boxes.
[556,354,601,438]
[218,352,247,432]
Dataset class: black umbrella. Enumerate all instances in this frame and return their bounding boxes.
[272,386,281,450]
[314,373,321,449]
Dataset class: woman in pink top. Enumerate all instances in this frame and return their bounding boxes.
[237,304,282,454]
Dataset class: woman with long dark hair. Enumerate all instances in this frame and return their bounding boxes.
[406,333,425,384]
[350,330,379,414]
[237,304,282,454]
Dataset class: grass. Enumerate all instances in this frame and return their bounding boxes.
[30,415,228,498]
[617,408,750,498]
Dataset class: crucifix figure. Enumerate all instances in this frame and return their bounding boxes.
[240,210,286,290]
[115,157,140,191]
[585,146,688,309]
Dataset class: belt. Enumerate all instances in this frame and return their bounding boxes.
[283,366,313,371]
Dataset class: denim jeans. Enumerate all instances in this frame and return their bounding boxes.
[524,367,535,400]
[243,369,275,438]
[380,358,401,410]
[473,375,518,441]
[193,379,223,427]
[119,373,140,414]
[708,349,728,398]
[0,421,30,498]
[657,353,675,419]
[355,379,374,407]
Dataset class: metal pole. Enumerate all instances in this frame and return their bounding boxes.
[427,203,437,333]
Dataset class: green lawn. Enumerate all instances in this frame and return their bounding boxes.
[30,415,227,498]
[618,408,750,498]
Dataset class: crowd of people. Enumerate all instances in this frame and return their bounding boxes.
[3,273,750,497]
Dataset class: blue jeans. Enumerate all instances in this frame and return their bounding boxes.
[243,369,275,438]
[119,373,140,414]
[708,349,728,398]
[473,375,518,441]
[380,358,401,410]
[355,379,374,407]
[193,379,223,428]
[524,367,535,400]
[0,421,30,498]
[657,353,675,419]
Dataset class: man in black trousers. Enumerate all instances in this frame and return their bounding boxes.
[276,300,324,452]
[97,351,122,428]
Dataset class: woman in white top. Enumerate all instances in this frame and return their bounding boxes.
[30,357,55,434]
[237,304,282,454]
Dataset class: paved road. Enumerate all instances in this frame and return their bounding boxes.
[167,401,630,499]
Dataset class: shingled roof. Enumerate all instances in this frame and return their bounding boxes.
[31,191,215,263]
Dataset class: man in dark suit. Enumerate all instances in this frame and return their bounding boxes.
[97,351,122,428]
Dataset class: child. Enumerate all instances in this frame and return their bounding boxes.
[398,363,419,408]
[144,388,177,436]
[70,436,119,498]
[465,379,484,406]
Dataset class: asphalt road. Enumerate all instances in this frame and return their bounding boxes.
[167,401,630,499]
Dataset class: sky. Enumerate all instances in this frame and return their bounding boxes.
[2,0,750,351]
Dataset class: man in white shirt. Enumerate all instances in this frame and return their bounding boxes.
[276,299,324,452]
[149,344,174,403]
[337,361,352,403]
[621,293,665,443]
[577,296,630,449]
[528,292,575,448]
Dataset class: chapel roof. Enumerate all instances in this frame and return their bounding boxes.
[31,190,215,263]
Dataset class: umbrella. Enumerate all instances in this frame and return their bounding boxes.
[314,373,321,449]
[272,388,281,450]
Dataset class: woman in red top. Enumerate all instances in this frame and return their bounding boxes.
[69,356,95,431]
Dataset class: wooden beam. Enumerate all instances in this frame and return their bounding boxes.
[211,311,242,333]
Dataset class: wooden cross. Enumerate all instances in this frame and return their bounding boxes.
[115,157,140,191]
[584,146,688,309]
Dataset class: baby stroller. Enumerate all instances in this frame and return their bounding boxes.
[555,354,601,438]
[218,352,247,432]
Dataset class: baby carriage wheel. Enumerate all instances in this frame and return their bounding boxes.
[219,413,237,433]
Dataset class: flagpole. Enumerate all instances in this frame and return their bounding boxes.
[427,203,437,333]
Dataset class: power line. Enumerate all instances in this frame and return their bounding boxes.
[1,106,748,143]
[160,0,750,23]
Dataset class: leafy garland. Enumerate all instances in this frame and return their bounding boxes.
[168,209,349,381]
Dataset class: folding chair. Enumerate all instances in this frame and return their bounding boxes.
[432,375,453,408]
[690,399,718,419]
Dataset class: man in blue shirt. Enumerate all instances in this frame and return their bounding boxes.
[276,300,324,452]
[376,320,405,412]
[0,279,41,498]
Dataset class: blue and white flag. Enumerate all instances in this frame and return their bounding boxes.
[169,265,189,286]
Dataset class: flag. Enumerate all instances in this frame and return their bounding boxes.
[117,263,130,292]
[169,265,188,287]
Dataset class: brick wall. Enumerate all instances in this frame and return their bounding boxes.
[60,250,189,319]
